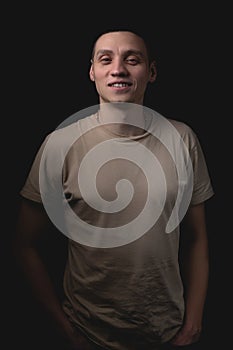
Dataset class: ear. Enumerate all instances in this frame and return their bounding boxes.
[148,61,157,83]
[89,64,95,82]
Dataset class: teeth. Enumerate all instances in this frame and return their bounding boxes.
[112,83,128,87]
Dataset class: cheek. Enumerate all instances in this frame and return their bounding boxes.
[94,81,107,96]
[134,76,150,91]
[133,70,150,84]
[92,66,108,78]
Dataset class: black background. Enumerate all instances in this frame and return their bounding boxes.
[2,3,229,349]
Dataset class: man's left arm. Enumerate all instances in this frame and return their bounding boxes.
[171,202,209,346]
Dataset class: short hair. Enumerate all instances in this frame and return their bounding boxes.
[90,27,157,64]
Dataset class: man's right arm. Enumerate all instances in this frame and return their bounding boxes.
[12,197,83,349]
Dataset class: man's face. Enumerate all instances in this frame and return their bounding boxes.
[89,31,156,105]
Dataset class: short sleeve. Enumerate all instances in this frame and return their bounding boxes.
[20,136,49,203]
[189,132,214,205]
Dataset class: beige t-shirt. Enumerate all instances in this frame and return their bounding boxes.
[20,111,214,349]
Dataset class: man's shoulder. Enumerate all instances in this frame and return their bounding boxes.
[166,118,198,141]
[167,118,194,134]
[148,113,199,150]
[55,112,97,133]
[44,113,98,146]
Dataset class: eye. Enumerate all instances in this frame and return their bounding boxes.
[125,57,141,65]
[99,56,112,64]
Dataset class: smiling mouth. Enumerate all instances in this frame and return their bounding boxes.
[108,83,132,87]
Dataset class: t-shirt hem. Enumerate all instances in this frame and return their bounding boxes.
[20,189,42,203]
[190,189,214,206]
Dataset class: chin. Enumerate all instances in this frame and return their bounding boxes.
[110,98,134,103]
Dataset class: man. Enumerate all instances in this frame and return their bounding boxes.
[14,30,214,349]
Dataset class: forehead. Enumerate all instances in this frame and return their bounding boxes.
[94,31,147,57]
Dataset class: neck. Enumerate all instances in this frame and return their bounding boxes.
[98,102,146,137]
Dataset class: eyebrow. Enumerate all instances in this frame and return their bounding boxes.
[95,49,145,59]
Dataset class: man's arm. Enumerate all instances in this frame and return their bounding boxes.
[171,202,209,346]
[13,197,91,349]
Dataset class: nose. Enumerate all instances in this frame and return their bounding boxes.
[110,58,128,77]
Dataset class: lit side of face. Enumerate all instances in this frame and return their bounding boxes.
[89,31,156,105]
